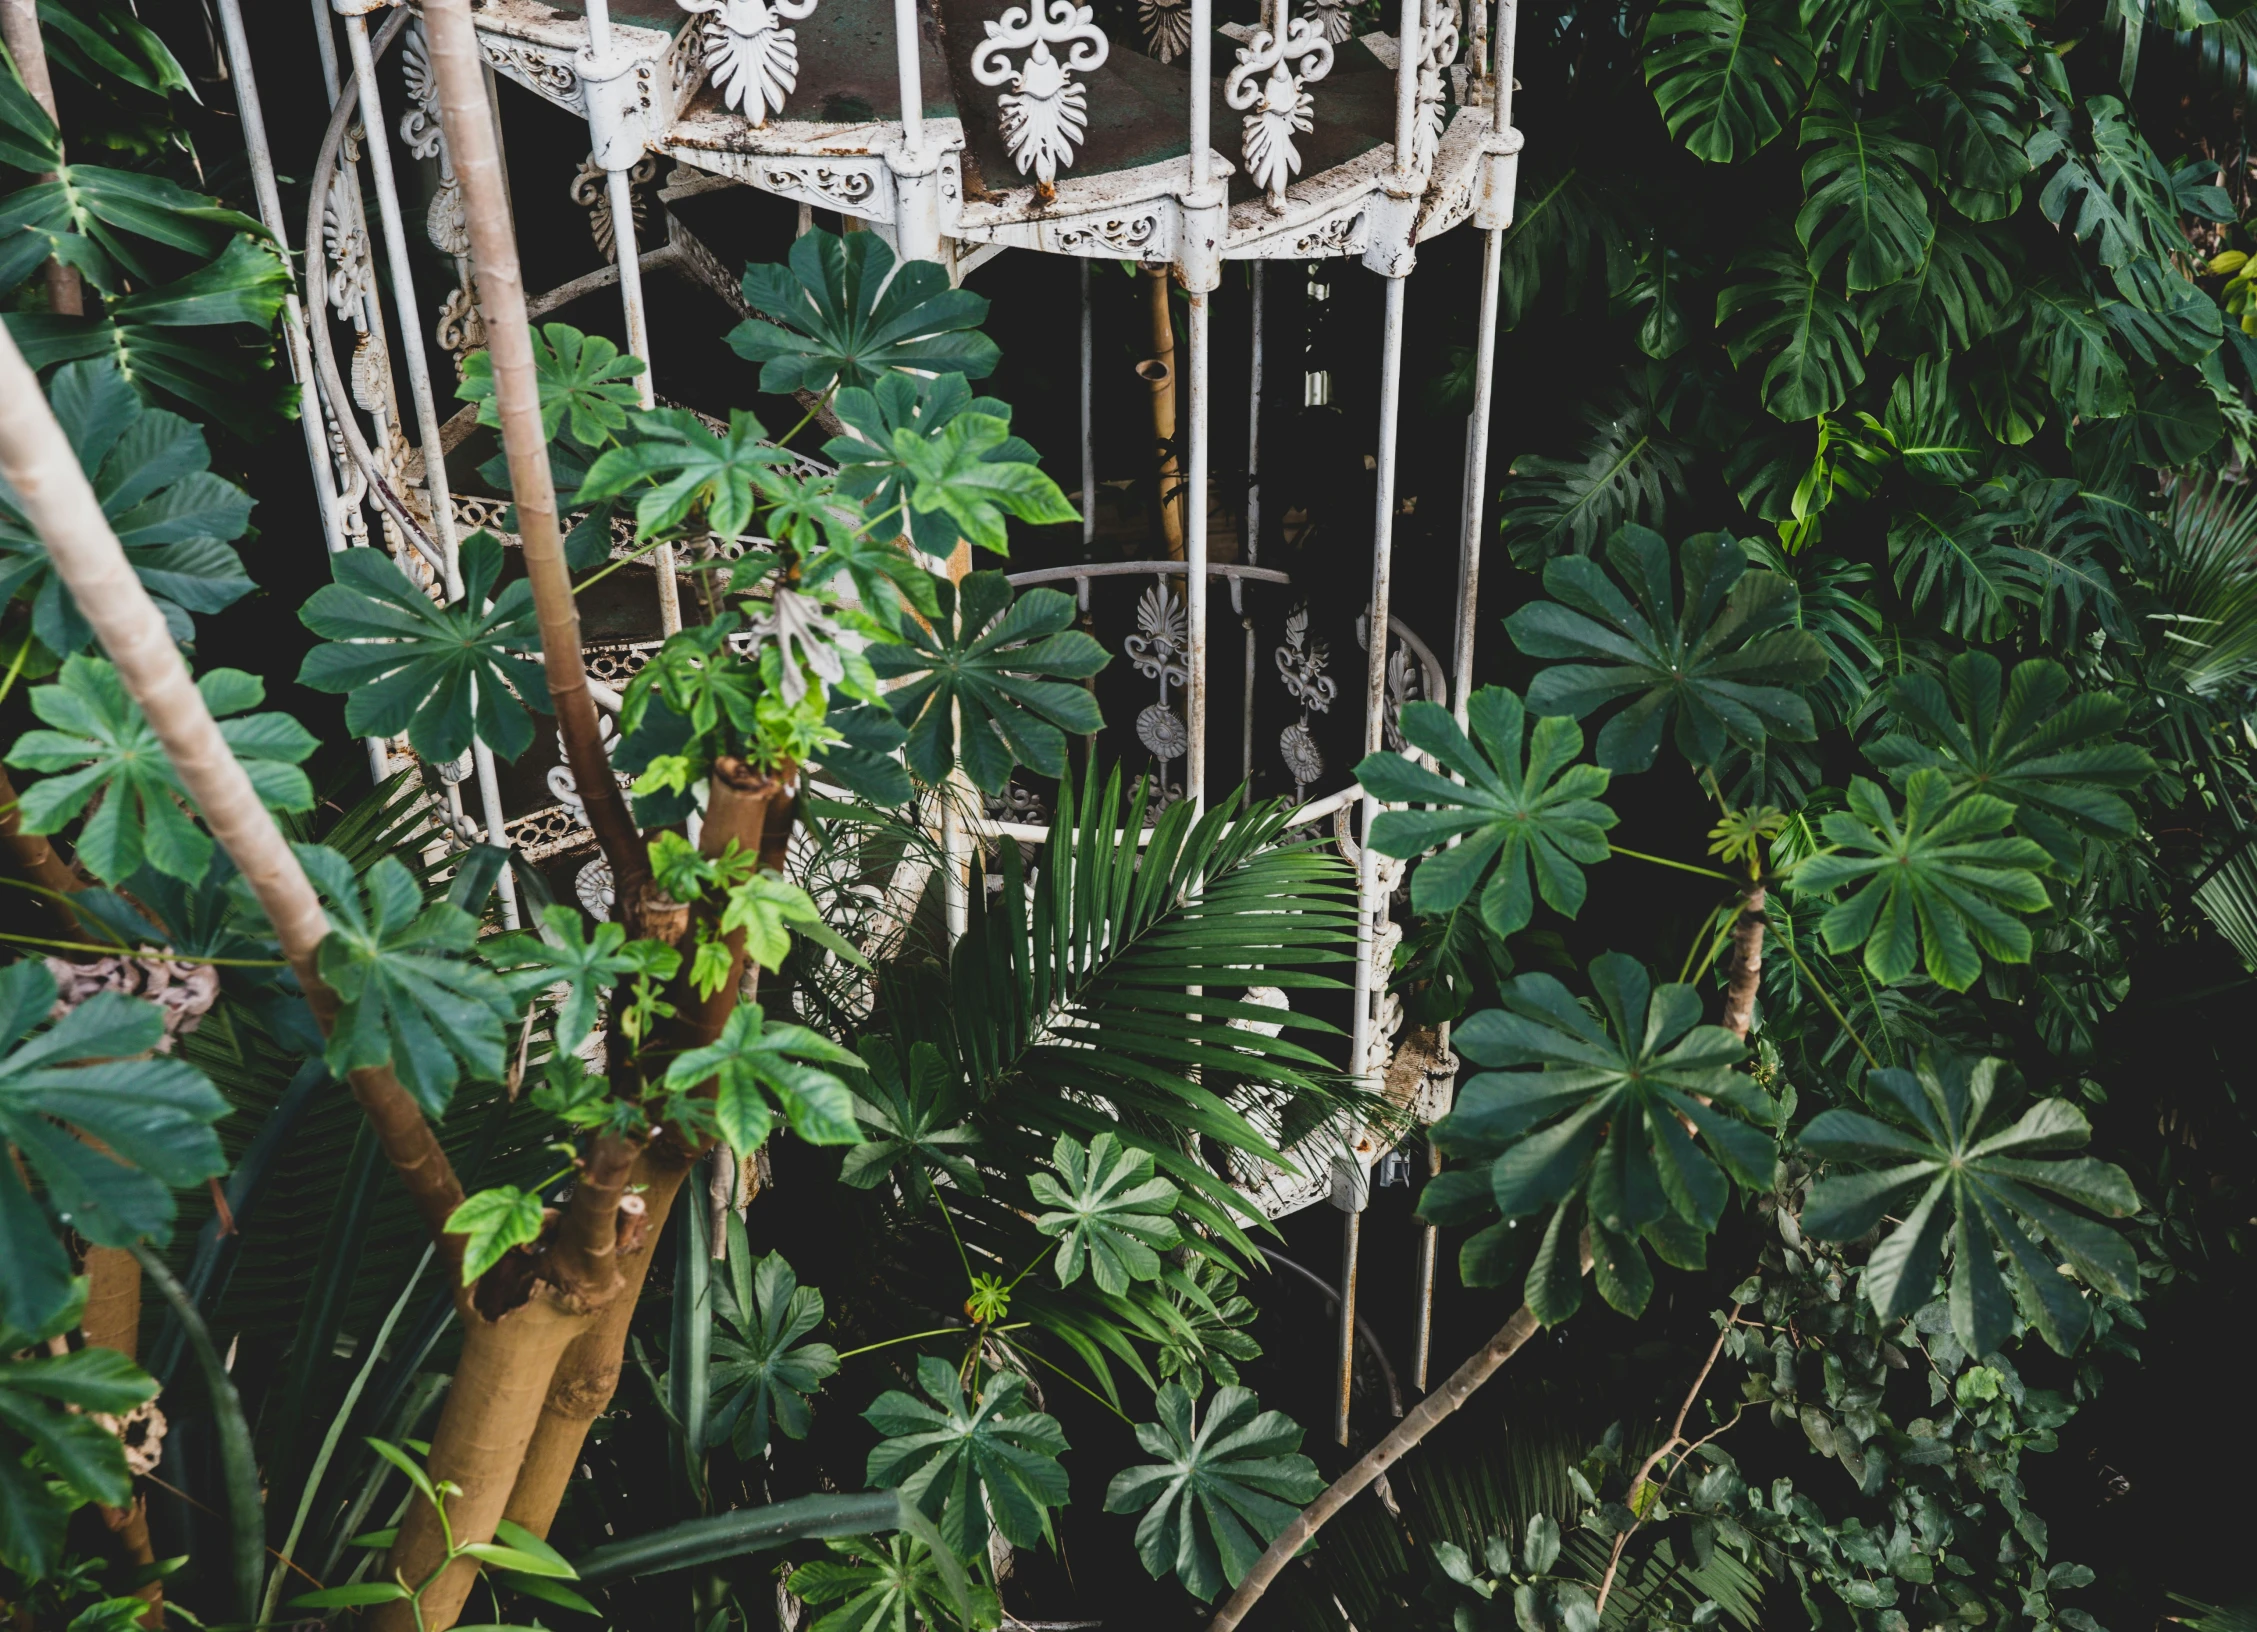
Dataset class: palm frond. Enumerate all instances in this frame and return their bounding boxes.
[2151,476,2257,699]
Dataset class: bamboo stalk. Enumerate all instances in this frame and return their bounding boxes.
[1139,268,1186,560]
[417,0,652,925]
[0,321,468,1263]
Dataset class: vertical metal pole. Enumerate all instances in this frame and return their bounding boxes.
[1081,260,1095,555]
[894,0,926,157]
[215,0,388,784]
[1340,270,1409,1444]
[1453,232,1502,731]
[1412,1135,1441,1389]
[341,11,459,575]
[1394,0,1423,180]
[583,0,680,635]
[1183,0,1212,813]
[1246,263,1264,565]
[1335,1208,1362,1443]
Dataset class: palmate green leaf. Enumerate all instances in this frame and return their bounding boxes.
[709,1224,840,1457]
[790,1533,999,1632]
[1356,688,1617,937]
[1103,1383,1321,1601]
[0,963,228,1333]
[1498,386,1694,568]
[1865,652,2153,872]
[1792,770,2051,991]
[6,657,315,884]
[886,412,1079,558]
[487,905,682,1052]
[457,321,646,448]
[1796,84,1936,293]
[302,847,520,1117]
[826,371,1050,561]
[1505,525,1828,774]
[1030,1131,1185,1295]
[297,531,550,763]
[840,1037,983,1205]
[1801,1053,2139,1356]
[864,1356,1070,1555]
[575,407,794,544]
[1643,0,1816,162]
[0,1333,159,1581]
[1428,952,1775,1324]
[1717,243,1866,421]
[868,571,1108,796]
[732,229,1000,395]
[445,1185,546,1284]
[662,1003,865,1155]
[0,359,255,654]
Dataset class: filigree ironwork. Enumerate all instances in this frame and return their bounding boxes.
[972,0,1110,188]
[681,0,820,126]
[1225,0,1333,212]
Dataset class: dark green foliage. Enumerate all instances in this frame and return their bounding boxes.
[0,1287,160,1580]
[1800,1054,2138,1355]
[708,1224,840,1457]
[732,230,1000,395]
[1356,688,1617,937]
[1505,526,1828,774]
[1102,1383,1321,1600]
[864,1357,1070,1555]
[0,964,228,1331]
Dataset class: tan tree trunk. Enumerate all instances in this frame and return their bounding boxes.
[1720,881,1765,1042]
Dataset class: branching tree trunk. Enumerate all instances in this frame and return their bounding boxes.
[0,0,83,319]
[1721,879,1765,1042]
[1202,1237,1592,1631]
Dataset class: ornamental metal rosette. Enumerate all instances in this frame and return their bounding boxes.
[679,0,820,125]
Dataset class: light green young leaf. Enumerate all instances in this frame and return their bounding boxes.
[663,1004,865,1154]
[488,905,681,1051]
[6,656,314,883]
[445,1186,546,1284]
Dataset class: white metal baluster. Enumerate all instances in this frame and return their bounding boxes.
[1081,260,1096,554]
[1243,266,1264,803]
[1184,0,1214,814]
[214,0,392,784]
[1395,0,1422,180]
[338,0,518,926]
[1340,270,1410,1444]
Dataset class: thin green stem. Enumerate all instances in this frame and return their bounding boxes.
[774,387,835,451]
[1012,1342,1133,1424]
[932,1190,977,1289]
[1775,928,1883,1072]
[1608,844,1732,882]
[0,929,284,966]
[573,533,676,596]
[833,1323,1027,1362]
[0,627,31,709]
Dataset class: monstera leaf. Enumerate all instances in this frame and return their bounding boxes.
[6,657,314,884]
[1863,652,2152,872]
[1800,1054,2139,1356]
[826,371,1059,559]
[709,1224,840,1457]
[300,847,520,1118]
[576,407,794,544]
[297,532,550,763]
[1792,770,2051,991]
[1030,1131,1184,1295]
[864,1356,1071,1555]
[458,321,645,448]
[1643,0,1816,163]
[0,964,229,1332]
[1356,687,1617,937]
[0,1286,162,1581]
[662,1004,864,1155]
[840,1037,983,1205]
[867,572,1107,795]
[1426,953,1775,1324]
[0,360,255,655]
[1504,526,1828,774]
[488,906,681,1053]
[1102,1383,1322,1601]
[732,229,1000,395]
